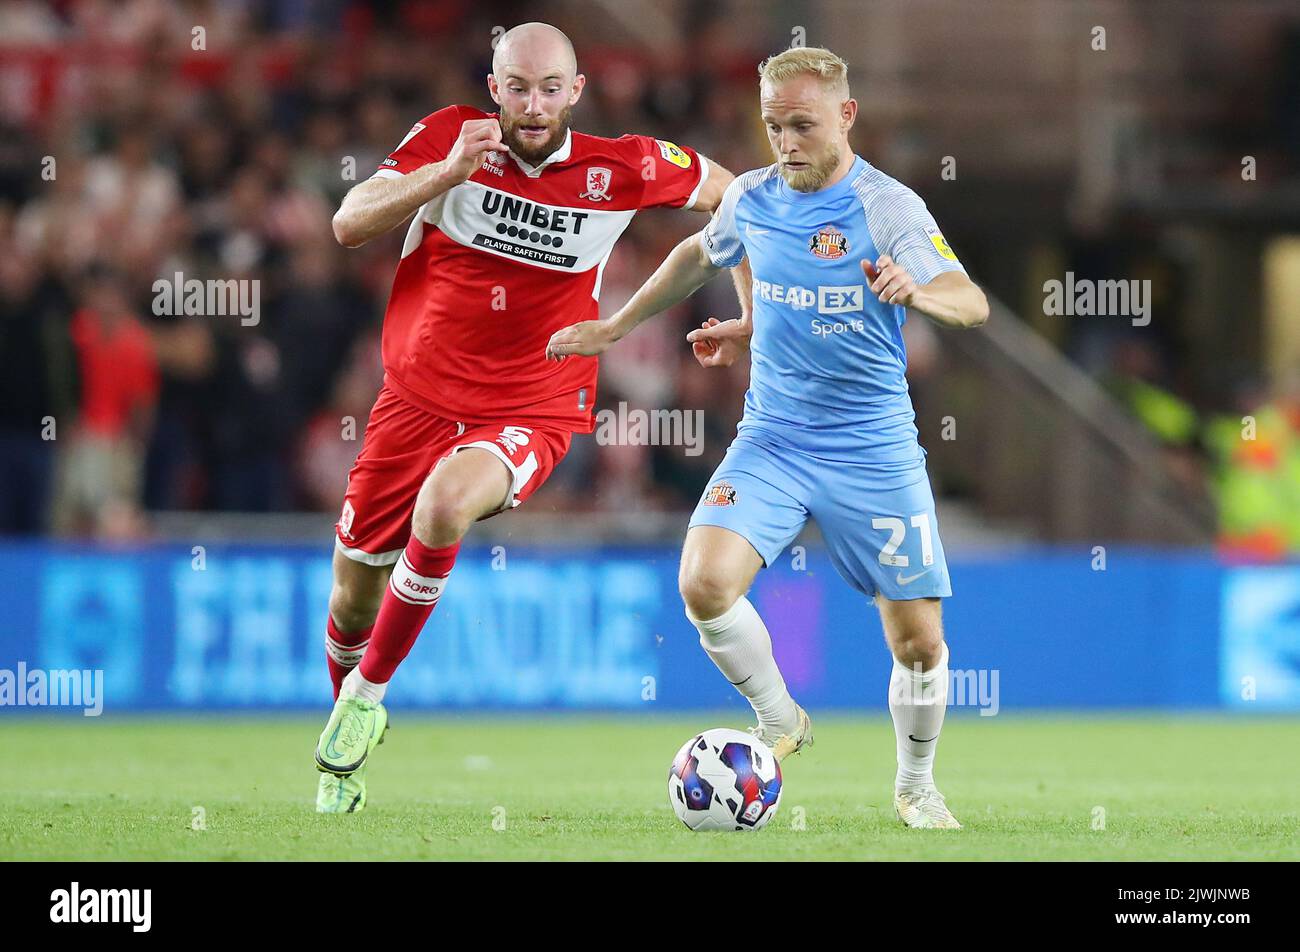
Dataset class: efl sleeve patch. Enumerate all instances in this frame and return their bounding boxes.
[928,229,958,261]
[657,140,692,169]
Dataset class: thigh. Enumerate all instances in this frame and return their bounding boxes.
[446,421,573,516]
[421,444,514,523]
[680,524,766,596]
[813,466,952,601]
[686,438,809,569]
[336,386,459,565]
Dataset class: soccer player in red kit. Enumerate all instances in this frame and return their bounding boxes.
[313,21,739,812]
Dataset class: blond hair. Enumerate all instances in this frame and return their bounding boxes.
[757,47,850,97]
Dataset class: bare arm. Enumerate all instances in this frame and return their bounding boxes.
[864,258,989,329]
[908,270,989,328]
[730,255,753,325]
[688,157,733,215]
[545,232,720,359]
[332,118,507,248]
[685,255,753,368]
[332,166,455,248]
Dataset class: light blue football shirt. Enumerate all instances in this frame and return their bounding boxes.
[701,155,965,465]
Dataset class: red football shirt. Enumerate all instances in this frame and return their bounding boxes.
[371,105,709,432]
[69,308,159,438]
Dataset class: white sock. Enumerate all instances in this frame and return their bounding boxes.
[889,641,950,790]
[689,595,798,737]
[340,666,387,704]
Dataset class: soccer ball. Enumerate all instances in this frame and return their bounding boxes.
[668,728,783,831]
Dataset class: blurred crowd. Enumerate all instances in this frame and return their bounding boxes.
[0,0,779,537]
[1,0,1297,555]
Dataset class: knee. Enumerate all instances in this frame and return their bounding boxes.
[892,634,944,670]
[885,603,946,668]
[679,563,744,622]
[411,482,478,548]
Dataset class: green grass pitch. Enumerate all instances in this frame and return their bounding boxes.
[3,714,1297,860]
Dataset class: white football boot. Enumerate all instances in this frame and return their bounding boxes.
[894,785,962,829]
[749,703,814,763]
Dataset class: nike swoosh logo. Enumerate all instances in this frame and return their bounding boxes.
[908,734,938,743]
[728,675,753,686]
[896,569,931,586]
[745,225,770,236]
[324,724,345,761]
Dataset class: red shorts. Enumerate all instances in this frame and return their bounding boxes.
[334,384,572,565]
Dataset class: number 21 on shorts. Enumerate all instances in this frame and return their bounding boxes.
[871,513,934,568]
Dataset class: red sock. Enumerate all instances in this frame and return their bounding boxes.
[325,616,372,700]
[358,537,460,684]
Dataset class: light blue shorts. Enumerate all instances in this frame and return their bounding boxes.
[687,434,952,600]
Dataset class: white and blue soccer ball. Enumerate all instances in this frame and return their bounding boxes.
[668,728,783,832]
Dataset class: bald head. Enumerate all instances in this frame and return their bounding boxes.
[488,22,585,164]
[492,22,577,83]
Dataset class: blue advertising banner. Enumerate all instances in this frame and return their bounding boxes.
[0,541,1295,712]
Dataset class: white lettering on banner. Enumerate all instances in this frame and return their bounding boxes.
[166,558,658,705]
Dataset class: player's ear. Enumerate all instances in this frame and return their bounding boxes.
[568,73,586,107]
[841,98,858,133]
[487,73,501,106]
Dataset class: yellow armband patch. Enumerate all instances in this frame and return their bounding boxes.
[929,230,958,261]
[656,140,692,169]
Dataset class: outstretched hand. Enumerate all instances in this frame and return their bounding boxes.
[686,317,751,368]
[545,320,616,361]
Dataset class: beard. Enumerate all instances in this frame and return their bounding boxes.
[778,142,842,192]
[500,105,573,164]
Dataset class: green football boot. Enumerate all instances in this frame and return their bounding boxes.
[314,695,389,777]
[316,763,369,813]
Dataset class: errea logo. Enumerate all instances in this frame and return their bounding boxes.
[496,425,532,454]
[754,280,864,315]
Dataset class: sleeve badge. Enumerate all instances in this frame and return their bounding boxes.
[927,228,958,261]
[656,140,693,169]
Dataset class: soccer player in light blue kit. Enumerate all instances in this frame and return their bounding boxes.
[546,47,988,828]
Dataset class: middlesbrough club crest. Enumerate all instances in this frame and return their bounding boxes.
[337,500,356,540]
[809,225,849,259]
[579,166,613,201]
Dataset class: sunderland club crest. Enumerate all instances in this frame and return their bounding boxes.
[809,225,849,259]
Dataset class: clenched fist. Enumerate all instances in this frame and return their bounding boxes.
[863,255,917,307]
[444,119,509,183]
